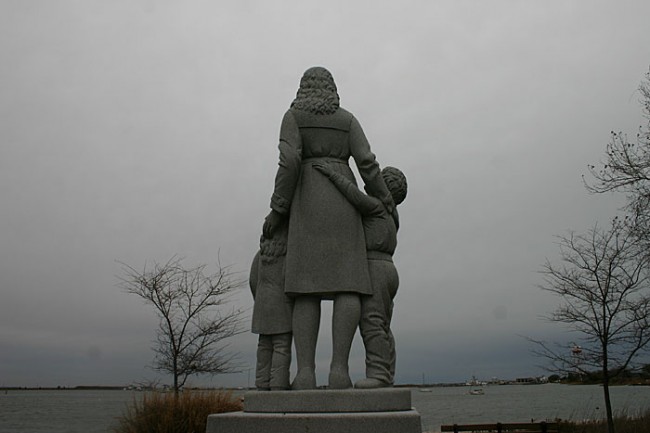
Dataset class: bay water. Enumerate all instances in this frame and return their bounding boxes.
[1,384,649,433]
[413,384,650,432]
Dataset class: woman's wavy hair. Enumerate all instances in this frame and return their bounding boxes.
[291,67,340,115]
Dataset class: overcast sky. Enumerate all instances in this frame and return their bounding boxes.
[2,0,650,389]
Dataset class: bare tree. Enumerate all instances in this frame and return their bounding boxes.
[586,68,650,242]
[531,220,650,433]
[119,257,246,395]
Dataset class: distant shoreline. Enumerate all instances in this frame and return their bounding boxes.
[3,381,648,392]
[0,386,247,391]
[2,386,125,391]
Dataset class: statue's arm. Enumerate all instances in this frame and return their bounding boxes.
[314,163,382,216]
[249,250,260,299]
[264,111,301,237]
[348,116,395,213]
[270,110,302,215]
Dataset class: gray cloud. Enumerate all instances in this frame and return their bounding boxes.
[1,0,649,388]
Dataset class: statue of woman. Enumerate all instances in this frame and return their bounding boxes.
[263,67,394,389]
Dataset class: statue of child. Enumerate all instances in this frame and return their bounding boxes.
[314,162,407,388]
[249,221,293,390]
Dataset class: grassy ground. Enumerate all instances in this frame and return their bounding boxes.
[426,409,650,433]
[112,390,242,433]
[113,392,649,433]
[558,408,650,433]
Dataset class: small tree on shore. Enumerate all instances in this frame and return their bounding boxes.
[531,219,650,433]
[119,257,245,395]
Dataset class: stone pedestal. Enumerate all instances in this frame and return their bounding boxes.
[206,388,422,433]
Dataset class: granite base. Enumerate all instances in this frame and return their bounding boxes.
[206,388,422,433]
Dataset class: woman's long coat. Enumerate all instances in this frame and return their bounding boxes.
[270,107,390,296]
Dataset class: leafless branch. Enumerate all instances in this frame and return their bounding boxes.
[118,257,246,394]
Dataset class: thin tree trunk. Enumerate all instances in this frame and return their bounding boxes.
[173,357,179,397]
[602,363,615,433]
[603,380,615,433]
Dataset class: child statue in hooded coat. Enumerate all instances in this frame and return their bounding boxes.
[250,220,293,390]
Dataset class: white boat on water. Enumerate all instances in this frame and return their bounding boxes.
[465,375,486,387]
[469,388,485,395]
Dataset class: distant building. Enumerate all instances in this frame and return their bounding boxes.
[515,376,548,384]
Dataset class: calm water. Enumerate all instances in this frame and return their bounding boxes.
[1,385,649,433]
[412,384,650,432]
[0,389,141,433]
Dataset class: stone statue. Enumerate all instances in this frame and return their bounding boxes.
[249,221,293,390]
[262,66,395,390]
[313,163,407,388]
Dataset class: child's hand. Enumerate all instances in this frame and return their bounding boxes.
[263,210,285,238]
[313,162,333,177]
